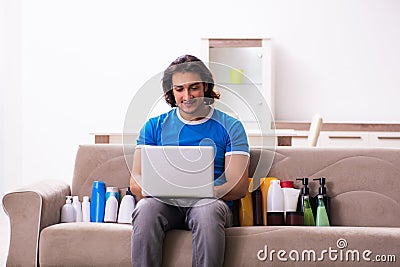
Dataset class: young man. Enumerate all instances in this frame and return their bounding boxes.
[130,55,249,267]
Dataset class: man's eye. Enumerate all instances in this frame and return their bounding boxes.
[190,87,199,90]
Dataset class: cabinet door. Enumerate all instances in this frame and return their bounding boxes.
[319,131,369,147]
[369,132,400,148]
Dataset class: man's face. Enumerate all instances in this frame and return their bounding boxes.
[171,72,209,120]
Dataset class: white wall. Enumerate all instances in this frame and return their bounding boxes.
[2,0,400,193]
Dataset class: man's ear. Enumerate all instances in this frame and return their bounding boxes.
[204,82,208,92]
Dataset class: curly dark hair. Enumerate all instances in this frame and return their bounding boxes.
[162,55,220,107]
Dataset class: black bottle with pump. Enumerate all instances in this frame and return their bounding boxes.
[296,178,310,212]
[312,177,331,222]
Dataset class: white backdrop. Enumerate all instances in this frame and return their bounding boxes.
[2,0,400,194]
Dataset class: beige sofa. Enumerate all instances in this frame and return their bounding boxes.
[3,145,400,266]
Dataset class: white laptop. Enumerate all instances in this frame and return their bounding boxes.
[141,146,215,198]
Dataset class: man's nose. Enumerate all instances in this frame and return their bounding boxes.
[182,89,192,100]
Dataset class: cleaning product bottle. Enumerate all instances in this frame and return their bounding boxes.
[259,177,278,226]
[313,177,330,222]
[61,196,76,223]
[239,178,254,226]
[82,196,91,222]
[90,181,106,222]
[296,178,310,213]
[252,187,263,226]
[316,195,330,226]
[118,188,136,224]
[72,196,83,222]
[267,180,284,226]
[104,194,118,222]
[303,195,315,226]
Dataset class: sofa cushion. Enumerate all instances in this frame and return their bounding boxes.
[39,224,400,267]
[39,223,132,267]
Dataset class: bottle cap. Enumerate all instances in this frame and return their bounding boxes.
[72,196,79,202]
[280,180,294,188]
[83,196,89,202]
[66,196,72,204]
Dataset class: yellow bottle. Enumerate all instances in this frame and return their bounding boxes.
[239,178,254,226]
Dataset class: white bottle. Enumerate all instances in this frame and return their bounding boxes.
[104,194,118,222]
[118,190,136,224]
[61,196,76,223]
[72,196,83,222]
[267,180,284,212]
[82,196,91,222]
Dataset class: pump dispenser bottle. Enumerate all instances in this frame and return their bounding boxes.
[296,178,310,213]
[313,177,330,221]
[316,195,330,226]
[61,196,76,223]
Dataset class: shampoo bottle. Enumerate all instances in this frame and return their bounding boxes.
[316,195,330,226]
[267,180,284,226]
[303,195,315,226]
[72,196,83,222]
[61,196,76,223]
[118,188,136,224]
[82,196,91,222]
[104,194,118,222]
[90,181,106,222]
[313,177,330,221]
[296,178,310,213]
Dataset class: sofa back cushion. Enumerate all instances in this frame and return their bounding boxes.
[250,147,400,227]
[71,145,135,199]
[71,145,400,227]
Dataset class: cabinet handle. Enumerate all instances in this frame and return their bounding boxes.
[328,136,362,139]
[377,136,400,140]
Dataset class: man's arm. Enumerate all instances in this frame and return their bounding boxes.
[214,154,249,201]
[130,148,144,199]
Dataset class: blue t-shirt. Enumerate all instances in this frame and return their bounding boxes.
[137,107,249,187]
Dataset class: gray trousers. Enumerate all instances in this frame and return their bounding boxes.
[131,198,232,267]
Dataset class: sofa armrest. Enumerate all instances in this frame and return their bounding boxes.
[2,179,70,267]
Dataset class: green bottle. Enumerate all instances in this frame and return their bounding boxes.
[303,195,315,226]
[316,195,330,226]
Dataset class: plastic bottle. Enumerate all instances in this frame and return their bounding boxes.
[296,178,310,213]
[104,194,118,222]
[61,196,76,223]
[313,177,331,222]
[259,177,278,226]
[72,196,83,222]
[252,187,263,226]
[267,180,284,226]
[90,181,106,222]
[118,188,136,224]
[239,178,254,226]
[82,196,91,222]
[316,195,330,226]
[303,195,315,226]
